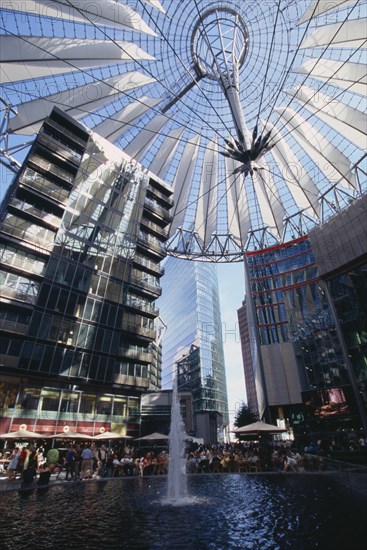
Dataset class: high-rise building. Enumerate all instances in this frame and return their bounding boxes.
[0,107,173,438]
[237,298,258,417]
[238,195,367,442]
[158,257,229,443]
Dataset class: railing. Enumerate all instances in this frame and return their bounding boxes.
[303,452,367,472]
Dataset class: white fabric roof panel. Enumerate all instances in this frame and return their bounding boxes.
[287,86,367,149]
[263,120,320,217]
[141,0,166,13]
[92,97,161,142]
[275,107,356,190]
[124,114,168,160]
[298,0,355,25]
[251,170,281,239]
[0,37,154,84]
[255,163,285,238]
[8,72,156,135]
[225,157,251,243]
[294,59,367,96]
[148,126,185,180]
[196,138,219,244]
[300,18,367,49]
[170,135,201,235]
[4,0,157,35]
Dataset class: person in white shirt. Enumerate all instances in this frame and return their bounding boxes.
[80,444,94,478]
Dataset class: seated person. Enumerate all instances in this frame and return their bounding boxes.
[21,465,37,488]
[37,463,51,486]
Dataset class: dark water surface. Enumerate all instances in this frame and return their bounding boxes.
[0,474,366,549]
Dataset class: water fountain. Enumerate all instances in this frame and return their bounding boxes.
[164,374,190,505]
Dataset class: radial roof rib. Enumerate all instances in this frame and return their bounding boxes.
[8,72,155,135]
[298,0,354,25]
[5,0,157,35]
[275,107,356,190]
[92,97,161,142]
[141,0,166,13]
[0,36,154,84]
[251,170,282,240]
[225,157,251,245]
[148,126,185,180]
[196,138,219,245]
[263,120,320,218]
[293,59,367,96]
[124,115,168,161]
[285,86,367,149]
[169,135,201,236]
[300,19,367,49]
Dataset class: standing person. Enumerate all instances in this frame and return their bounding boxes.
[7,447,20,480]
[27,447,39,470]
[65,444,76,481]
[98,445,107,466]
[21,464,37,489]
[16,446,28,476]
[80,443,93,479]
[91,443,98,472]
[37,463,51,487]
[74,444,82,480]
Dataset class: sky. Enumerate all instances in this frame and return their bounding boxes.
[217,262,247,428]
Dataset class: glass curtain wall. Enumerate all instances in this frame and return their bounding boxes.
[158,257,229,431]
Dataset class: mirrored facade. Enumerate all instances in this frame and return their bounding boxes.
[239,196,367,441]
[158,257,229,443]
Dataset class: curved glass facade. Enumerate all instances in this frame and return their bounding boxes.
[158,257,229,442]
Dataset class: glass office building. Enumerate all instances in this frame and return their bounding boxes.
[239,195,367,441]
[0,108,173,438]
[158,257,229,443]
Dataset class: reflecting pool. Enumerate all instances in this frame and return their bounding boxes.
[0,474,366,549]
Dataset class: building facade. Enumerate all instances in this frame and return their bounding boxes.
[0,107,173,439]
[237,298,258,417]
[238,195,367,442]
[158,257,229,443]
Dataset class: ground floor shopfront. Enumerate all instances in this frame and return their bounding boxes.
[0,376,141,439]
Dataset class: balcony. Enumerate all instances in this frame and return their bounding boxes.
[118,348,152,363]
[0,319,30,335]
[121,321,156,340]
[147,185,174,208]
[124,298,159,317]
[133,254,164,276]
[129,275,162,297]
[140,217,169,239]
[143,198,172,224]
[38,132,82,166]
[9,198,61,230]
[113,373,149,388]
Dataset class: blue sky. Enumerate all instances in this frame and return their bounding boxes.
[217,262,247,427]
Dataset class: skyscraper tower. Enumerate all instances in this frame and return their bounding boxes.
[0,108,172,438]
[158,257,229,443]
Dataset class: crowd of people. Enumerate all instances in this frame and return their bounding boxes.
[0,439,323,488]
[0,445,52,488]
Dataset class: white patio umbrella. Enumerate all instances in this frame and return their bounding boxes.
[47,432,92,440]
[135,432,169,441]
[0,429,45,439]
[232,421,287,436]
[92,432,133,440]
